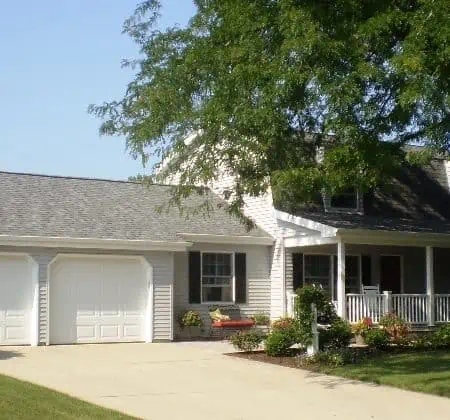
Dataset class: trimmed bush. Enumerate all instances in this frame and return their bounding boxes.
[229,331,264,352]
[365,328,390,350]
[433,323,450,348]
[319,318,352,351]
[265,328,297,356]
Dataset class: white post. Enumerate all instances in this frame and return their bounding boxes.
[307,304,319,356]
[426,246,435,326]
[383,290,392,315]
[337,239,346,319]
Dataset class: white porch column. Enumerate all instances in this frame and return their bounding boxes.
[337,239,346,319]
[426,246,435,326]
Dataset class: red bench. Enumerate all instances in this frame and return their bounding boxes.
[210,319,255,338]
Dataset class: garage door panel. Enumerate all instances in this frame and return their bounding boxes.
[0,255,34,345]
[50,256,148,344]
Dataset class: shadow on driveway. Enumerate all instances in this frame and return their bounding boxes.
[0,349,24,361]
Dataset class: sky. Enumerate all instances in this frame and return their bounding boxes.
[0,0,196,180]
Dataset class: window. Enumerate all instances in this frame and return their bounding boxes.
[304,255,331,296]
[201,253,233,303]
[333,255,361,296]
[330,188,358,209]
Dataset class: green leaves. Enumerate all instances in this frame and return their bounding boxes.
[90,0,449,215]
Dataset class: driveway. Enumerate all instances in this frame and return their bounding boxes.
[0,342,449,420]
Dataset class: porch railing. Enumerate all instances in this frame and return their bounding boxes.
[435,294,450,323]
[347,294,386,324]
[392,294,428,324]
[287,292,450,325]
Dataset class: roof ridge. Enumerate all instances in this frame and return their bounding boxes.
[0,170,176,187]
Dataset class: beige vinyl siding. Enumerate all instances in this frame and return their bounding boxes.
[145,252,174,341]
[174,243,271,336]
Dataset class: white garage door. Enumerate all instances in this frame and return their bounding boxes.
[0,254,37,345]
[50,256,150,344]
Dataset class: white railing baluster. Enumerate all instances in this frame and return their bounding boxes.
[435,294,450,323]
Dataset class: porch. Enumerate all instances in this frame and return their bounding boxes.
[285,239,450,326]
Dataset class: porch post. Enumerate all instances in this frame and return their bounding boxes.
[426,246,435,326]
[337,239,346,319]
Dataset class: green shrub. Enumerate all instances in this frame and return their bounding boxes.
[379,313,409,341]
[177,310,203,329]
[433,323,450,348]
[271,317,297,332]
[365,328,390,350]
[229,331,264,352]
[250,312,271,326]
[295,286,338,324]
[265,329,297,356]
[319,318,353,351]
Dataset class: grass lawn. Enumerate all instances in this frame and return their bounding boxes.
[318,350,450,398]
[0,374,136,420]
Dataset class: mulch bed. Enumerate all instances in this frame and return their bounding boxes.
[226,349,307,369]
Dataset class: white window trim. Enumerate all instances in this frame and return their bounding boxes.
[301,253,363,300]
[324,190,363,213]
[200,251,236,305]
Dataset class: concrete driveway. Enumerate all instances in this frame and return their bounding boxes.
[0,342,449,420]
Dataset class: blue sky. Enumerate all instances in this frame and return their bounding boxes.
[0,0,195,180]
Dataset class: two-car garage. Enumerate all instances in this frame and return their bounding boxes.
[0,253,153,346]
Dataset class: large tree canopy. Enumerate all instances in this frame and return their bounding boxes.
[90,0,449,218]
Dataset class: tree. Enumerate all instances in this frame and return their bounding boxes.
[89,0,450,218]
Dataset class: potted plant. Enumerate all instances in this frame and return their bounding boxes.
[352,317,373,345]
[177,310,204,339]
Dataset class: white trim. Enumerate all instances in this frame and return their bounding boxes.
[143,258,154,343]
[179,233,273,246]
[339,230,450,247]
[0,235,191,252]
[284,235,338,248]
[47,254,153,345]
[337,239,346,319]
[200,251,235,305]
[274,209,337,236]
[29,256,39,347]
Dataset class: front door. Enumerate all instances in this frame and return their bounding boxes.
[380,256,402,293]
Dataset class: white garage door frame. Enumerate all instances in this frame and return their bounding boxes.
[47,254,154,345]
[0,253,39,346]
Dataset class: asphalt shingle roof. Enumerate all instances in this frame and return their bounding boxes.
[0,172,271,242]
[276,158,450,234]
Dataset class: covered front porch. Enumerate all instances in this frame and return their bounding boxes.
[285,237,450,326]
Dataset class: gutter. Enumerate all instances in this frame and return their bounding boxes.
[0,235,192,252]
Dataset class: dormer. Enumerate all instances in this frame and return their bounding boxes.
[323,188,364,214]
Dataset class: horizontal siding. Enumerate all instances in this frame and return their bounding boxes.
[174,243,271,337]
[145,252,174,341]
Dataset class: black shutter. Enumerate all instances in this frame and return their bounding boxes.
[362,255,371,286]
[292,253,303,292]
[235,253,247,304]
[189,251,201,303]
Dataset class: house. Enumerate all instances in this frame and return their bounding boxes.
[202,152,450,326]
[0,171,273,346]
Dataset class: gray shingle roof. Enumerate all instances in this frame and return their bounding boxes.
[0,172,271,242]
[276,158,450,234]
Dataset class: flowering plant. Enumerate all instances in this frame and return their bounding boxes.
[352,317,373,336]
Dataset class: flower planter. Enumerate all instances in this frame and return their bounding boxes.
[355,334,366,346]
